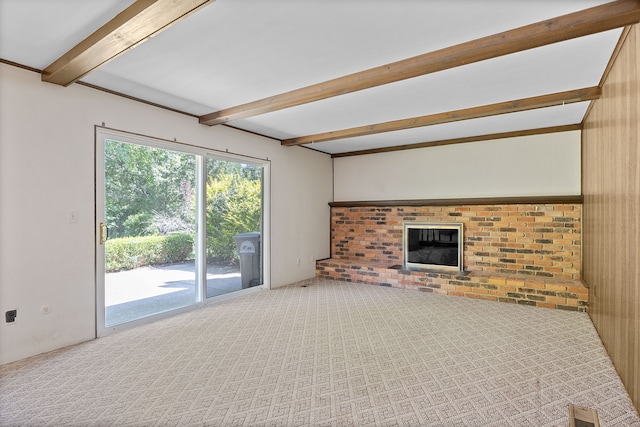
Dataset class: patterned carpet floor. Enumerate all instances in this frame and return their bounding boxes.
[1,278,638,426]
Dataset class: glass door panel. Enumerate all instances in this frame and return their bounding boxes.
[102,139,198,326]
[205,157,263,298]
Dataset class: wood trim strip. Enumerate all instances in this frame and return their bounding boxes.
[80,81,281,142]
[0,58,42,74]
[331,124,582,158]
[283,87,600,146]
[583,25,633,123]
[199,0,640,126]
[221,123,282,142]
[42,0,215,86]
[329,195,584,208]
[78,82,282,141]
[598,26,633,88]
[1,58,281,143]
[77,81,200,118]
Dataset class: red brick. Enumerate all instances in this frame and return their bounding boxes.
[330,203,581,280]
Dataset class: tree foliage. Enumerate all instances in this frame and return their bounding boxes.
[104,142,262,266]
[105,140,196,238]
[205,162,262,261]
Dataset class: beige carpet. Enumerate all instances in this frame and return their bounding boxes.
[1,278,638,426]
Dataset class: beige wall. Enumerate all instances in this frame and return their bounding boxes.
[333,131,581,202]
[582,24,640,412]
[0,64,332,364]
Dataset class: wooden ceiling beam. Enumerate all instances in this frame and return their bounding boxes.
[330,124,582,158]
[199,0,640,126]
[281,87,600,146]
[42,0,215,86]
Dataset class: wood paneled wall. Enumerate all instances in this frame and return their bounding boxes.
[582,24,639,412]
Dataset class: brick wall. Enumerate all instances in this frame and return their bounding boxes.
[331,204,581,280]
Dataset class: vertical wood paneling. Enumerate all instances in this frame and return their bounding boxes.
[583,23,640,412]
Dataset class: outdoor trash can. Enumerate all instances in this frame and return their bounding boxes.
[233,232,261,288]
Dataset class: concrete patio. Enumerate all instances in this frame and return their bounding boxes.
[105,262,243,325]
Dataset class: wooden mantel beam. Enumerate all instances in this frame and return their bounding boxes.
[42,0,215,86]
[281,87,601,146]
[199,0,640,126]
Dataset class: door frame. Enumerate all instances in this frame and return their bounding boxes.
[95,127,270,337]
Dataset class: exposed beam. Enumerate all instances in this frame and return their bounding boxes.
[282,87,600,146]
[42,0,215,86]
[329,195,584,208]
[330,124,582,158]
[199,0,640,126]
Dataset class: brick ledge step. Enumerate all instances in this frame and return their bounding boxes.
[316,258,588,312]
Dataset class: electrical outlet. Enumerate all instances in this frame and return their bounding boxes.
[296,257,301,265]
[5,310,17,323]
[41,305,51,315]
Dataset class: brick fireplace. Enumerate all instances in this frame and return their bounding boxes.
[316,197,588,311]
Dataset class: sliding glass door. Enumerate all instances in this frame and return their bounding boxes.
[96,129,268,335]
[205,157,264,298]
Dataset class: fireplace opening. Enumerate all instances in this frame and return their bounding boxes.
[403,223,463,272]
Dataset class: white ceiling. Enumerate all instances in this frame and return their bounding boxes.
[0,0,624,155]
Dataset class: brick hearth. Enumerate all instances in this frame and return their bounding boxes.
[316,200,588,311]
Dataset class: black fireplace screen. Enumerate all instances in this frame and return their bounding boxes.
[404,223,463,271]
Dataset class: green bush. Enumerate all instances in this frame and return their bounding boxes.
[105,233,194,272]
[206,172,261,261]
[161,233,194,261]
